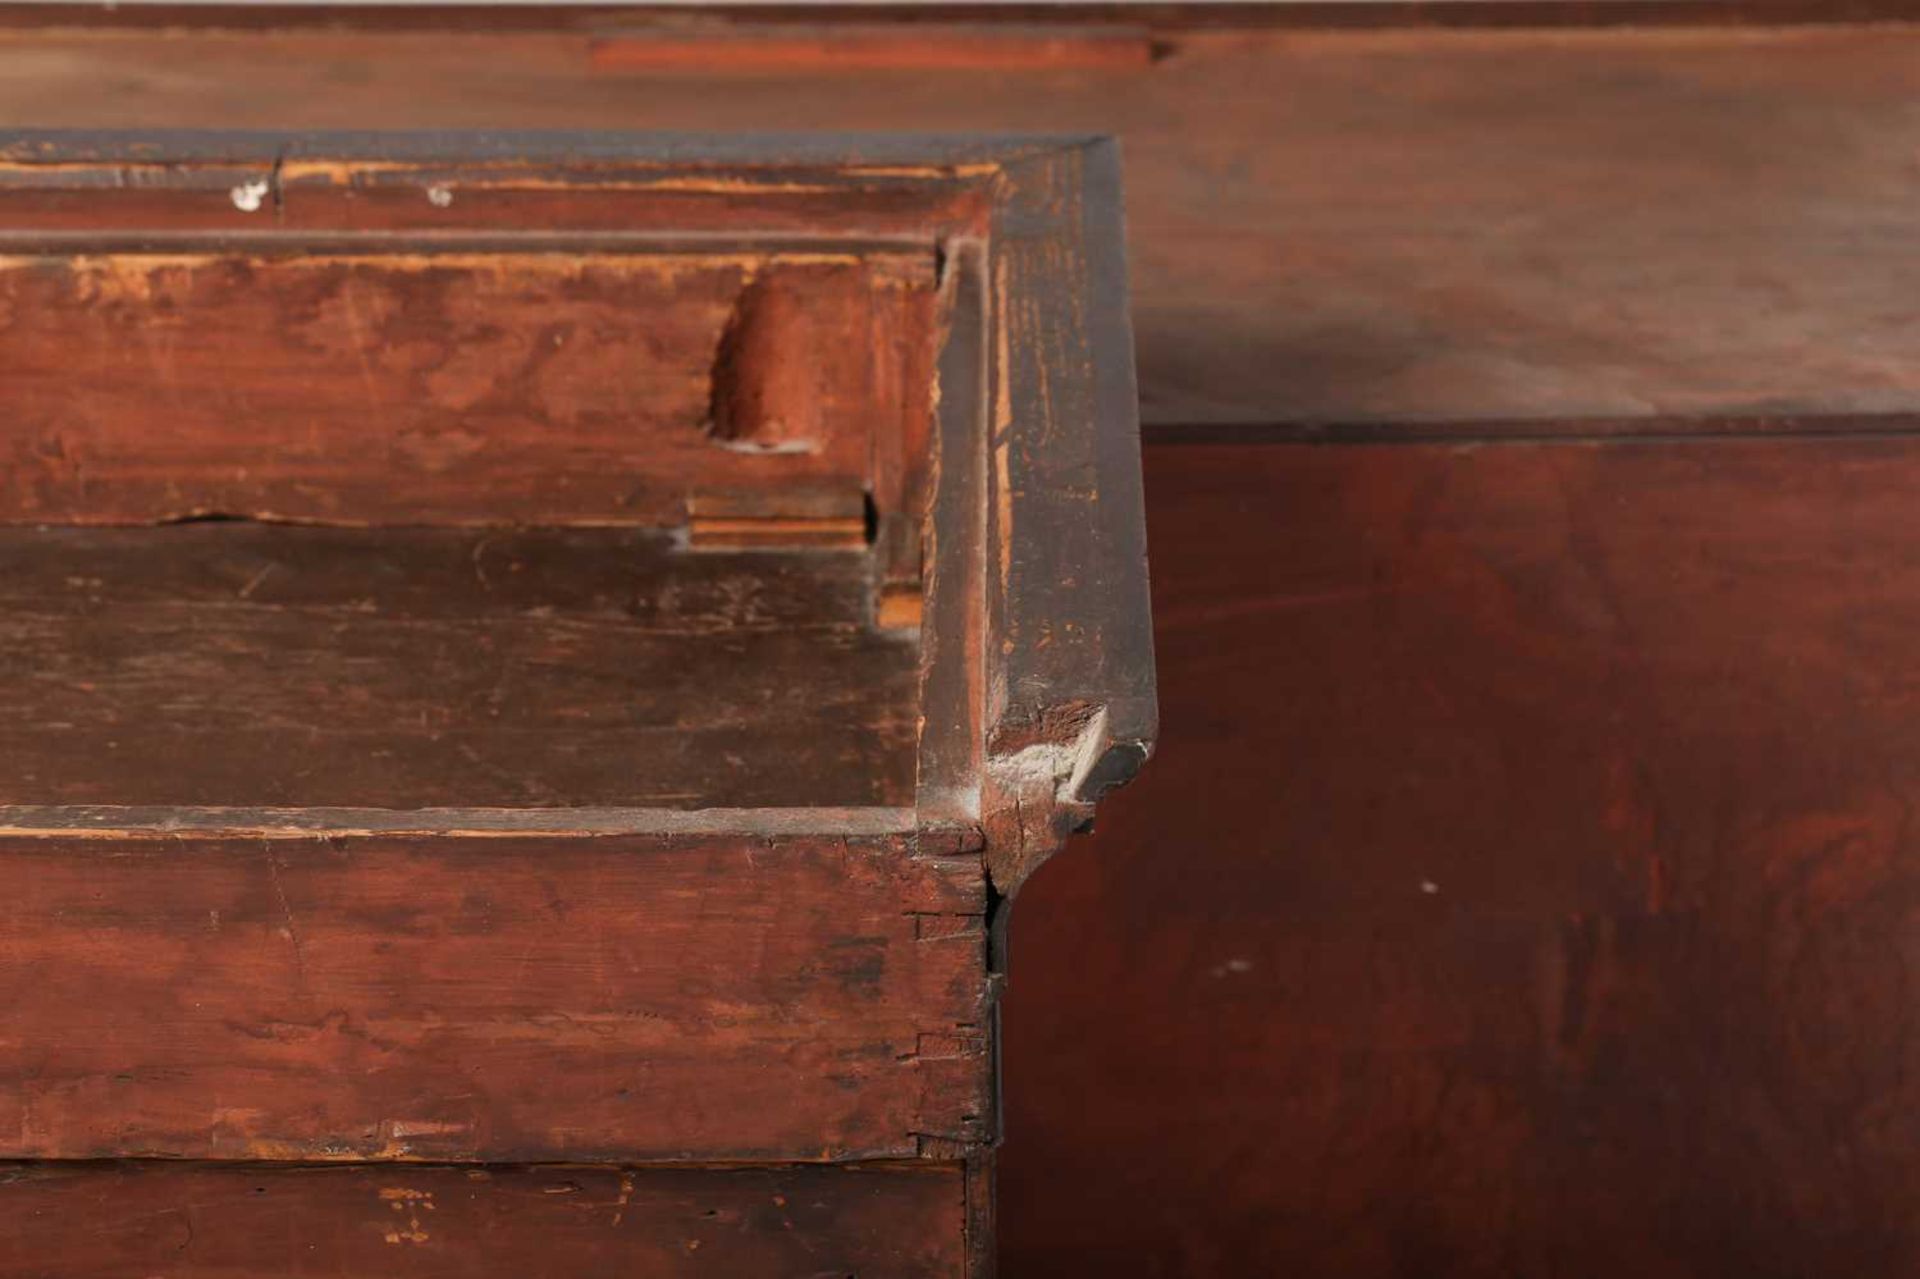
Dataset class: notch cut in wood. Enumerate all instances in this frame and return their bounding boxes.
[686,488,925,632]
[708,265,859,457]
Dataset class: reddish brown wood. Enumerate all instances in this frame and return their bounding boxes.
[1002,439,1920,1276]
[0,249,934,526]
[2,3,1911,33]
[587,23,1155,72]
[0,1161,967,1276]
[710,265,860,454]
[0,828,986,1162]
[3,26,1916,428]
[0,131,1156,1279]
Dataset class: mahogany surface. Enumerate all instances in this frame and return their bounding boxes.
[6,10,1914,1274]
[1002,439,1920,1275]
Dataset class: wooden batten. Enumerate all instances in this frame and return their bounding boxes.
[685,489,870,551]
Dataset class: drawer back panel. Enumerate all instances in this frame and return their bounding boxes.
[0,247,938,526]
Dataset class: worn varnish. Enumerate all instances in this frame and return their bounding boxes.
[0,1161,967,1276]
[0,130,1154,1277]
[1002,440,1920,1276]
[0,524,917,808]
[0,829,986,1162]
[5,14,1908,1275]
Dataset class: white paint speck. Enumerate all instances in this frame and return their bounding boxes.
[426,184,454,208]
[229,179,271,213]
[1209,958,1254,979]
[1420,879,1441,895]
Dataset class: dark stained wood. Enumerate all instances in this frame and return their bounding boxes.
[0,129,1155,1279]
[3,27,1918,427]
[0,248,934,526]
[1001,439,1920,1276]
[980,142,1155,895]
[915,241,990,823]
[0,1161,966,1276]
[0,22,1897,1276]
[0,829,986,1162]
[0,524,917,809]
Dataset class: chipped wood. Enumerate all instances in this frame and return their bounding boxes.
[979,140,1156,897]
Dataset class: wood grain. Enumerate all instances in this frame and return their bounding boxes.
[0,129,1155,1279]
[587,22,1155,72]
[0,250,934,526]
[981,143,1155,893]
[0,22,1897,1274]
[3,25,1917,426]
[1001,439,1920,1276]
[0,1161,966,1276]
[1,3,1905,33]
[0,829,986,1162]
[0,524,917,809]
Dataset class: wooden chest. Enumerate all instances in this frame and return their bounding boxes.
[0,132,1153,1275]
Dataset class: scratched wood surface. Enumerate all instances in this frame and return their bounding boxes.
[0,829,986,1162]
[0,524,917,809]
[0,128,1161,1279]
[0,1161,967,1276]
[0,17,1896,1277]
[1001,439,1920,1276]
[0,15,1910,1277]
[1,23,1917,427]
[0,250,935,525]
